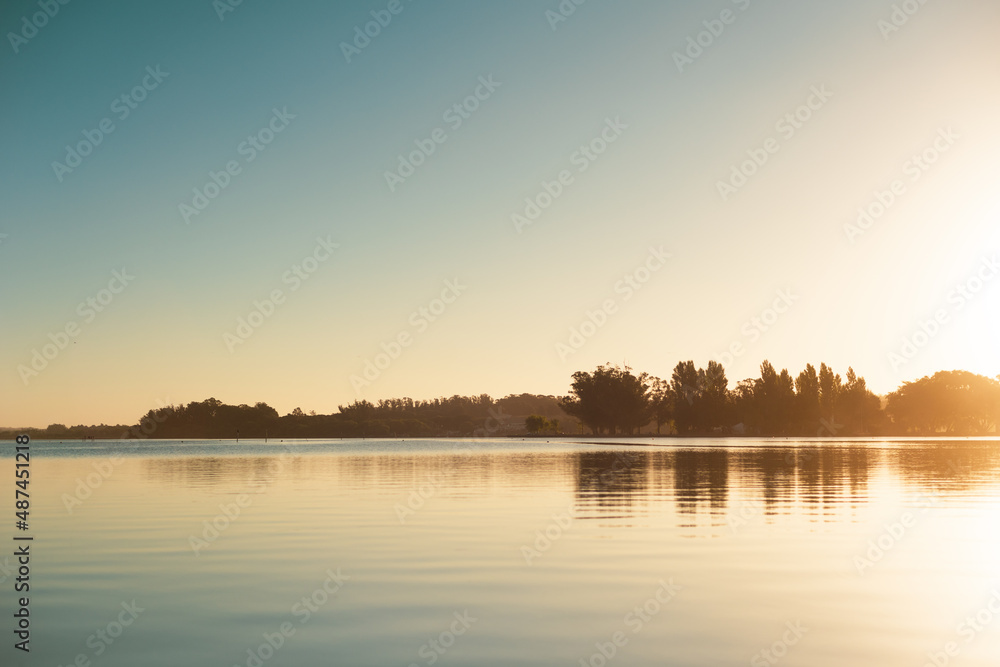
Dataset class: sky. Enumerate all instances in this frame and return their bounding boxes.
[2,0,999,427]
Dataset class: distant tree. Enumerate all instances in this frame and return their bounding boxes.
[562,364,651,435]
[731,378,757,429]
[670,361,701,433]
[525,415,548,433]
[649,377,673,434]
[253,402,279,418]
[338,400,375,423]
[666,361,733,433]
[699,360,731,430]
[751,361,794,435]
[838,367,884,435]
[818,363,842,425]
[795,364,821,432]
[562,367,611,434]
[524,415,560,434]
[887,371,1000,435]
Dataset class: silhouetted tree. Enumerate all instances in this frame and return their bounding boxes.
[699,360,732,431]
[670,361,701,433]
[525,415,560,434]
[838,368,883,435]
[795,364,821,432]
[562,364,651,435]
[649,377,673,434]
[750,361,795,435]
[887,371,1000,434]
[819,363,842,425]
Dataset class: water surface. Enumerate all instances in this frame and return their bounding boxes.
[5,438,1000,666]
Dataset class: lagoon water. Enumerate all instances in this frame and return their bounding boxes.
[5,437,1000,666]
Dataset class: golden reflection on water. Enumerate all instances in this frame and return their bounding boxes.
[22,440,1000,667]
[122,441,1000,525]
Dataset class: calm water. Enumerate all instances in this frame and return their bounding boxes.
[4,438,1000,666]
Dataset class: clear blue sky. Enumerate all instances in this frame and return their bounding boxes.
[2,0,999,426]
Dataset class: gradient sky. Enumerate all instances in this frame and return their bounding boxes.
[2,0,999,427]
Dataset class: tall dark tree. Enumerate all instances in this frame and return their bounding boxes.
[751,361,796,435]
[818,363,842,426]
[649,377,673,434]
[731,378,757,430]
[670,360,701,433]
[699,360,732,431]
[561,364,652,435]
[838,368,883,435]
[795,364,821,432]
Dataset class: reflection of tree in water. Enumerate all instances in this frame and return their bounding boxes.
[572,451,651,521]
[141,456,305,490]
[885,441,1000,491]
[737,448,797,515]
[789,446,875,520]
[140,442,1000,534]
[571,442,1000,532]
[141,451,577,496]
[672,449,729,517]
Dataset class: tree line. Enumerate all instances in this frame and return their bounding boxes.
[4,393,575,441]
[4,362,998,440]
[560,362,1000,436]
